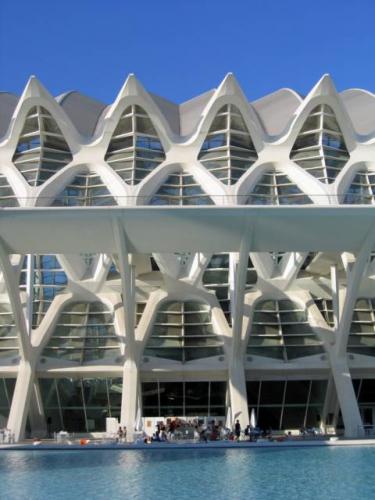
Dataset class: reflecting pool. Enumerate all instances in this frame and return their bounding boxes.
[0,447,375,499]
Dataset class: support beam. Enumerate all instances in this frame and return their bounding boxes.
[328,358,363,437]
[112,217,138,441]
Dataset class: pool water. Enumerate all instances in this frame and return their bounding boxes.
[0,447,375,500]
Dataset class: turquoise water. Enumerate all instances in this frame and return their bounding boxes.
[0,447,375,500]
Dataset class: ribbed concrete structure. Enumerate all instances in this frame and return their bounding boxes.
[0,73,375,441]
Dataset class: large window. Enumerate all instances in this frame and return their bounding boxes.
[142,381,226,417]
[40,377,122,433]
[247,299,324,361]
[344,171,375,205]
[290,104,349,185]
[42,301,120,363]
[144,301,224,362]
[247,170,312,205]
[198,104,258,185]
[12,106,72,186]
[0,378,15,427]
[150,172,213,206]
[105,105,165,185]
[246,379,327,430]
[52,172,116,206]
[20,254,67,328]
[348,299,375,357]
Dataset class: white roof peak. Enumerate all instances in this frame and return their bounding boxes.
[20,75,53,101]
[307,74,338,99]
[114,73,147,101]
[215,72,248,100]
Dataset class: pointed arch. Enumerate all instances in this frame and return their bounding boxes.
[12,106,72,186]
[290,104,350,184]
[198,104,258,185]
[105,105,165,185]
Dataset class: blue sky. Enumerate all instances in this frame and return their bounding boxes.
[1,0,374,104]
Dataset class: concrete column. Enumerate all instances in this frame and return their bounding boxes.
[120,357,139,442]
[228,362,248,429]
[328,356,363,437]
[321,376,338,431]
[7,360,35,442]
[28,379,47,438]
[228,224,252,429]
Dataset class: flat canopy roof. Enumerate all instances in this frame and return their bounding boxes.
[1,206,374,254]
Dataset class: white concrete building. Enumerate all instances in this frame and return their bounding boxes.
[0,73,374,441]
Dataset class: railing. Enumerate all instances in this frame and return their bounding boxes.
[1,194,375,207]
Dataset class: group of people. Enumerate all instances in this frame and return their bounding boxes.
[0,428,15,444]
[142,418,262,443]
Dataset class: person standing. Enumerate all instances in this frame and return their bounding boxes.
[235,420,241,441]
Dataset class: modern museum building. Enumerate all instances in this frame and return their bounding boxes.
[0,73,374,441]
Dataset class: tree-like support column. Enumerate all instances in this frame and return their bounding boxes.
[28,379,47,438]
[228,224,253,429]
[120,358,139,443]
[112,216,138,442]
[7,361,35,442]
[329,359,363,437]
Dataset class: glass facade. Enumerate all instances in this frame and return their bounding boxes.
[105,105,165,185]
[247,300,324,360]
[52,172,116,206]
[42,301,120,363]
[0,378,15,427]
[247,170,312,205]
[150,172,213,205]
[348,299,375,357]
[246,379,327,430]
[345,171,375,204]
[12,106,72,186]
[144,301,224,362]
[142,381,226,417]
[0,304,18,361]
[290,104,350,184]
[40,377,122,433]
[198,104,258,185]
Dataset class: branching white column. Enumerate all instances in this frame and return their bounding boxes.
[329,227,375,437]
[0,237,36,441]
[229,222,253,429]
[28,379,47,437]
[112,216,138,441]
